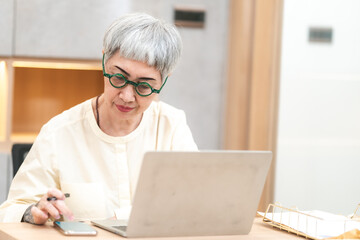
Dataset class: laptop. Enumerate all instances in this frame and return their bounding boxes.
[91,150,272,238]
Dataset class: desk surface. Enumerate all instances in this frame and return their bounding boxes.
[0,218,304,240]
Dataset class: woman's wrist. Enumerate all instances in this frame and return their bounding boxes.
[21,203,38,224]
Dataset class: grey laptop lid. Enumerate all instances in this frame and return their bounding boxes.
[92,150,272,238]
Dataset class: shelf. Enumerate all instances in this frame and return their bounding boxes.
[12,65,103,138]
[11,133,37,143]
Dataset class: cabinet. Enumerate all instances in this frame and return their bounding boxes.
[0,58,103,152]
[14,0,130,59]
[12,65,103,136]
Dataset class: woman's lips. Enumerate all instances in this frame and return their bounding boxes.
[116,104,134,112]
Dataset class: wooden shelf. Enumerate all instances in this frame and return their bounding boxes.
[10,133,38,143]
[12,66,103,137]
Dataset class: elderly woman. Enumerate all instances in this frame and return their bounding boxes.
[0,13,197,224]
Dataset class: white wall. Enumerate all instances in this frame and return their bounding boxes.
[275,0,360,215]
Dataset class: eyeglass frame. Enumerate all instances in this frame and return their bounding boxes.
[102,54,168,97]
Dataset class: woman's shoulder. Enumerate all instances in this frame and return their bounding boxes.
[149,101,185,117]
[147,101,187,125]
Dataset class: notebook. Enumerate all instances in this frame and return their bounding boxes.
[91,150,272,238]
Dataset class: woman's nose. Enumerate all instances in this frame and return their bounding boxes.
[119,84,136,102]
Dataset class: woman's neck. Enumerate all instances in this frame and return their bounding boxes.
[100,114,142,136]
[92,96,142,137]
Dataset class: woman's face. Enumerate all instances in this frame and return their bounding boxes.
[103,54,162,123]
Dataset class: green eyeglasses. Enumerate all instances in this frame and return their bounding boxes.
[102,54,168,97]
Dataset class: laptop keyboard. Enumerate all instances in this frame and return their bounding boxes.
[112,225,127,232]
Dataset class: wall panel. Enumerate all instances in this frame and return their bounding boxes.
[275,0,360,215]
[0,0,14,56]
[225,0,283,211]
[14,0,130,59]
[133,0,230,149]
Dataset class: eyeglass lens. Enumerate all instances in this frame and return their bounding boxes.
[110,75,153,96]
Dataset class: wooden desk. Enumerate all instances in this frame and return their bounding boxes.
[0,218,304,240]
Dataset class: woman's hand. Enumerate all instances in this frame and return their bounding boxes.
[22,188,74,225]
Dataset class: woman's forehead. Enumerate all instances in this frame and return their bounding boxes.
[108,55,161,80]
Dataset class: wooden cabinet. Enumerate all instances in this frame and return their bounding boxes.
[0,58,104,152]
[12,66,103,135]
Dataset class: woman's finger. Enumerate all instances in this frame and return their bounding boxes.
[47,188,66,200]
[37,199,61,220]
[31,205,49,225]
[53,200,74,221]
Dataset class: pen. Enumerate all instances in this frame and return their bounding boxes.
[47,193,70,201]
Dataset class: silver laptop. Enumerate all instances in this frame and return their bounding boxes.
[91,150,272,238]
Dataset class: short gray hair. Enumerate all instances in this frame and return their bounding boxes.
[103,13,182,80]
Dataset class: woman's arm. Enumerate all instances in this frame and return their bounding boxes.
[0,126,72,223]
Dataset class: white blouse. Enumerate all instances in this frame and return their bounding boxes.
[0,99,197,222]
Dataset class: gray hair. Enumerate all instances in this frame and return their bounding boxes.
[103,13,182,80]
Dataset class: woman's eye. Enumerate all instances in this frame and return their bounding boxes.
[115,75,125,81]
[138,84,151,89]
[110,75,126,86]
[137,83,152,94]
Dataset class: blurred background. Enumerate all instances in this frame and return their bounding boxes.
[0,0,359,216]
